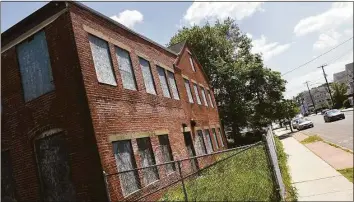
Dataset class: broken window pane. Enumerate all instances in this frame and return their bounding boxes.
[193,83,202,105]
[113,140,140,196]
[1,151,17,202]
[88,35,117,86]
[158,135,176,174]
[35,132,76,202]
[203,129,213,153]
[195,130,207,155]
[137,138,159,185]
[17,31,55,102]
[184,79,194,103]
[208,90,214,108]
[167,71,179,100]
[157,67,171,98]
[212,128,219,150]
[116,47,137,90]
[139,58,156,95]
[201,87,208,107]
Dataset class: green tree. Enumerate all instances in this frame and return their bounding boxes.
[275,99,299,132]
[331,83,348,109]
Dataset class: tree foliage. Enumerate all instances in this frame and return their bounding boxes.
[169,18,287,138]
[331,82,348,109]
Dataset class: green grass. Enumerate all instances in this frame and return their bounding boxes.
[159,145,279,201]
[325,142,353,154]
[300,135,323,144]
[337,168,353,182]
[274,137,298,201]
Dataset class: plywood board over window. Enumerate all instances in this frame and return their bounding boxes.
[167,71,180,100]
[137,137,159,186]
[195,130,207,155]
[184,79,194,103]
[157,66,171,98]
[116,47,137,90]
[139,57,156,95]
[203,129,213,153]
[158,135,176,174]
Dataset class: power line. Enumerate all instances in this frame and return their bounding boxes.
[282,36,353,76]
[326,48,353,65]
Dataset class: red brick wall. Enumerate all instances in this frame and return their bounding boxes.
[1,11,107,202]
[68,3,225,201]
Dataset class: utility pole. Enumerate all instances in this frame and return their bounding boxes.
[304,81,316,113]
[318,64,334,107]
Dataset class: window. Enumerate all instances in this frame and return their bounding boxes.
[193,83,202,105]
[158,135,176,174]
[184,79,194,103]
[189,56,196,72]
[203,129,213,153]
[157,67,171,98]
[167,71,180,100]
[195,130,207,155]
[116,47,137,90]
[17,31,55,102]
[113,140,140,196]
[137,137,159,185]
[201,87,208,107]
[211,128,219,150]
[139,57,156,95]
[218,128,225,147]
[207,90,214,108]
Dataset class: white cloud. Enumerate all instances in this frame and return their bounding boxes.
[110,10,143,29]
[250,35,292,61]
[313,30,341,50]
[183,2,264,26]
[294,2,353,36]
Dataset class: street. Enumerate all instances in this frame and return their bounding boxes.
[299,111,353,150]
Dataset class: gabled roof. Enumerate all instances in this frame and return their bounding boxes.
[168,41,186,54]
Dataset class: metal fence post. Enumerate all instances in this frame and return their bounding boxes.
[177,160,188,202]
[103,171,111,202]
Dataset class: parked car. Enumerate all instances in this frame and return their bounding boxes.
[297,118,314,130]
[324,109,345,122]
[321,109,329,115]
[292,118,301,129]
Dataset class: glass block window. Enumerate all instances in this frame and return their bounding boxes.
[189,56,196,72]
[116,47,137,90]
[113,140,140,196]
[207,90,214,108]
[195,130,207,155]
[137,137,159,185]
[139,57,156,95]
[193,83,202,105]
[184,79,194,103]
[17,31,55,102]
[218,128,225,147]
[204,129,213,153]
[212,128,219,150]
[158,135,176,174]
[201,87,208,107]
[167,71,179,100]
[88,35,117,86]
[157,67,171,98]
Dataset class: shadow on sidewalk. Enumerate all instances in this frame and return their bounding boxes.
[276,130,297,140]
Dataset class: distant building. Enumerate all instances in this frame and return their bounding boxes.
[333,70,348,85]
[299,85,331,111]
[345,62,353,105]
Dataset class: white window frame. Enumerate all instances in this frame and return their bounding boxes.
[193,83,202,105]
[189,55,196,72]
[200,86,208,107]
[184,79,194,103]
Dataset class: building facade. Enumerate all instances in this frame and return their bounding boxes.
[300,85,331,112]
[345,62,353,105]
[1,2,226,201]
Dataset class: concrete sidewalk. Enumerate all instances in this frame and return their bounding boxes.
[273,129,353,201]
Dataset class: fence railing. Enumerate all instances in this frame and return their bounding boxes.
[103,130,285,201]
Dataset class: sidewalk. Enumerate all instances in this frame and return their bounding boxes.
[273,128,353,201]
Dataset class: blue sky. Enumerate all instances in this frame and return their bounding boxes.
[2,1,353,99]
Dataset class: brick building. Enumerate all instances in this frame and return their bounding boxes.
[1,1,226,201]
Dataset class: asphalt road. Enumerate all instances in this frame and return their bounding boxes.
[298,111,353,150]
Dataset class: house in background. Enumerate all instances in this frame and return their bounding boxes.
[1,1,227,202]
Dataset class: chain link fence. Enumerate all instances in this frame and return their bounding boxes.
[104,129,285,201]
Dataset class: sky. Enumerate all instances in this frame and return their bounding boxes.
[2,1,353,99]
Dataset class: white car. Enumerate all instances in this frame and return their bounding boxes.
[292,118,300,129]
[297,118,314,130]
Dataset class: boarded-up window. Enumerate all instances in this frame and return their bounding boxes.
[137,138,159,185]
[195,130,207,155]
[35,132,76,201]
[189,56,196,72]
[1,151,17,202]
[157,67,171,98]
[203,129,213,153]
[167,71,180,100]
[184,79,194,103]
[201,87,208,107]
[212,128,219,150]
[193,83,202,105]
[116,47,137,90]
[158,135,176,174]
[88,35,117,86]
[17,31,55,102]
[139,58,156,95]
[113,140,140,196]
[207,90,214,108]
[218,128,225,147]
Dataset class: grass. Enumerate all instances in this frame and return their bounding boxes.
[159,145,279,201]
[300,135,323,144]
[337,168,354,182]
[274,137,298,201]
[326,141,353,154]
